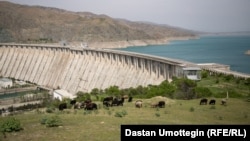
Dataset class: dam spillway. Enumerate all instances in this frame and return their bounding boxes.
[0,43,195,94]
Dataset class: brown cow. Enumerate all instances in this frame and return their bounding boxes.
[135,100,143,108]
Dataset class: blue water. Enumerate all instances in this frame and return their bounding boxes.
[115,35,250,75]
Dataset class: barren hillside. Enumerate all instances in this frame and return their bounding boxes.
[0,1,197,47]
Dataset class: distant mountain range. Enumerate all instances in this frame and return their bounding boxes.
[0,1,197,46]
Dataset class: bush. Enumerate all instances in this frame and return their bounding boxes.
[40,115,62,127]
[189,107,195,112]
[114,112,123,118]
[114,110,128,118]
[194,87,212,98]
[0,117,23,132]
[215,78,219,84]
[46,107,54,113]
[224,74,234,82]
[201,71,208,78]
[155,113,160,117]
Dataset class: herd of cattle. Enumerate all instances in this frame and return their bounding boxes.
[58,96,166,111]
[58,96,226,111]
[199,98,227,105]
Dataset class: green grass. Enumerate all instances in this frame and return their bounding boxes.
[196,75,250,98]
[1,97,250,141]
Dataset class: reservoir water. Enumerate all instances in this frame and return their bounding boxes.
[115,35,250,75]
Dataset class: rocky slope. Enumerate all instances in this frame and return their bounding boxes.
[0,1,197,48]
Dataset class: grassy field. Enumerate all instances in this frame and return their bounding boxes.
[1,96,250,141]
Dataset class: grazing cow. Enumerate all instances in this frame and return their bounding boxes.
[103,96,113,107]
[209,99,216,105]
[103,96,113,102]
[84,102,98,110]
[81,99,97,110]
[58,103,67,111]
[103,100,112,107]
[221,99,227,105]
[200,98,208,105]
[128,96,133,102]
[151,103,158,108]
[151,101,165,108]
[84,99,92,104]
[158,101,165,108]
[122,95,129,99]
[70,99,77,105]
[74,102,84,109]
[135,100,143,108]
[111,97,124,106]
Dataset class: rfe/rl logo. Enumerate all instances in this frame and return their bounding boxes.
[209,129,244,137]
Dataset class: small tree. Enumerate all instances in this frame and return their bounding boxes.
[174,78,197,99]
[104,85,120,96]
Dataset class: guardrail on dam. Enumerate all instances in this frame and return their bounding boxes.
[0,43,197,94]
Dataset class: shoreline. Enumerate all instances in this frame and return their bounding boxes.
[86,36,199,49]
[4,36,199,49]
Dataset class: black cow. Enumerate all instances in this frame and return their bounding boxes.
[84,102,98,110]
[70,99,77,105]
[111,97,124,106]
[200,98,208,105]
[158,101,165,108]
[103,96,113,107]
[59,103,67,111]
[103,96,113,102]
[209,99,216,105]
[128,96,133,102]
[103,100,112,107]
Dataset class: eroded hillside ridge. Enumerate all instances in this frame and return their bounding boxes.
[0,1,196,46]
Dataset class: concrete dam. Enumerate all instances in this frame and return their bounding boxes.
[0,43,202,94]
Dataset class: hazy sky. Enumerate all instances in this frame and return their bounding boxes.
[6,0,250,33]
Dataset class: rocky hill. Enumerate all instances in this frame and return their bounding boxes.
[0,1,197,47]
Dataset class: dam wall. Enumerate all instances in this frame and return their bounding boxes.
[0,44,195,94]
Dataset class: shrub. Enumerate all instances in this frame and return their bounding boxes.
[215,78,219,84]
[201,71,208,78]
[218,116,223,120]
[244,78,250,86]
[121,110,127,116]
[114,110,128,118]
[40,115,62,127]
[189,107,195,112]
[155,113,160,117]
[244,113,248,119]
[194,87,212,98]
[114,112,124,118]
[0,117,23,132]
[224,74,234,82]
[46,107,54,113]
